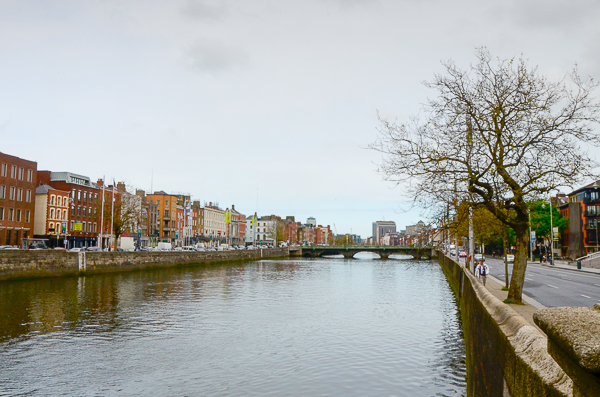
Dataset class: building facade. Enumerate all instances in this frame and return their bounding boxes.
[37,171,100,248]
[372,221,396,245]
[0,152,37,247]
[147,191,178,243]
[34,184,70,248]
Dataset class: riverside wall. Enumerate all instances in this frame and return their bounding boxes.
[0,248,290,281]
[438,253,571,397]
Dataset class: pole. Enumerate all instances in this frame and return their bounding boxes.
[110,179,115,250]
[549,193,554,263]
[529,209,533,262]
[468,205,474,272]
[100,176,105,250]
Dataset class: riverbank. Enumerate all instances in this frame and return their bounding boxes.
[438,252,571,397]
[0,248,290,281]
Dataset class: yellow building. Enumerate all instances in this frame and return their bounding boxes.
[147,191,178,242]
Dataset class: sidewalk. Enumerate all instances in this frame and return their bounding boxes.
[484,273,544,331]
[537,259,600,275]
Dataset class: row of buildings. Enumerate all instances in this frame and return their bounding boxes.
[0,151,334,249]
[368,181,600,258]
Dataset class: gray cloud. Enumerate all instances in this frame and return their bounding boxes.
[180,0,228,21]
[184,39,250,73]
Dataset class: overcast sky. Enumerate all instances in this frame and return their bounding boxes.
[1,0,599,238]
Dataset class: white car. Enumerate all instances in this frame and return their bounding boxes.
[474,254,485,262]
[506,254,514,263]
[68,247,82,252]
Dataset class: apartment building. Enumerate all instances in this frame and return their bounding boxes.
[0,152,37,247]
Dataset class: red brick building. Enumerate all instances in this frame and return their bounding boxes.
[0,152,37,247]
[37,171,101,248]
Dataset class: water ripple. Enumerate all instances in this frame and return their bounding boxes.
[0,258,465,396]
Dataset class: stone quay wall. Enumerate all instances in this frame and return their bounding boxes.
[0,248,290,281]
[438,253,571,397]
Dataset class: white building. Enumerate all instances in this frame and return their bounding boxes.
[246,216,276,246]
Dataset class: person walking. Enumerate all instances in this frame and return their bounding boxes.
[475,260,490,286]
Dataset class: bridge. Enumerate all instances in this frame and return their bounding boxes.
[289,245,436,260]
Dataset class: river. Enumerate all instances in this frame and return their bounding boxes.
[0,255,466,396]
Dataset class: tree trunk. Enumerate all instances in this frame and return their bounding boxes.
[507,227,528,303]
[503,233,509,289]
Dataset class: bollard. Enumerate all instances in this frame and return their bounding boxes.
[577,260,582,269]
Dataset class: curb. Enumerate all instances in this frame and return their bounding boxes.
[536,262,600,275]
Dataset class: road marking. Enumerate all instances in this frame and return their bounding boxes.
[548,284,559,289]
[595,284,600,287]
[561,277,572,280]
[525,278,533,281]
[581,295,591,299]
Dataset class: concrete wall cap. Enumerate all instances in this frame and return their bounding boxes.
[534,305,600,374]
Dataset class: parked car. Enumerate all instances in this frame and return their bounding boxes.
[506,254,515,263]
[459,251,467,258]
[68,247,82,252]
[86,247,101,252]
[0,245,18,250]
[474,254,485,262]
[28,243,48,250]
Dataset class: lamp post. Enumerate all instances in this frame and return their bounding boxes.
[528,208,533,262]
[593,181,600,253]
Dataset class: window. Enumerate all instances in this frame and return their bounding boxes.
[89,193,92,203]
[9,186,15,200]
[77,191,81,200]
[157,200,160,206]
[49,222,54,232]
[83,192,87,201]
[50,208,55,219]
[83,207,86,217]
[18,167,23,181]
[0,207,3,220]
[26,190,31,203]
[77,206,81,216]
[50,195,55,205]
[63,210,67,220]
[25,210,30,223]
[72,190,76,199]
[27,169,32,182]
[70,220,74,231]
[94,193,98,203]
[93,223,97,233]
[166,200,169,206]
[11,165,16,178]
[0,185,4,199]
[587,205,600,216]
[8,208,14,221]
[88,207,91,216]
[17,189,22,202]
[0,163,6,177]
[71,207,75,216]
[82,222,86,232]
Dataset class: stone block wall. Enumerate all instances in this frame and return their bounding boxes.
[438,253,571,397]
[0,248,289,281]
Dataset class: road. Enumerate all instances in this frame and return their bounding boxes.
[479,257,600,308]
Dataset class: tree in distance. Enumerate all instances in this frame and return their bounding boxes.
[372,48,600,303]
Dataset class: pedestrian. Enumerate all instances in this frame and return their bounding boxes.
[475,260,490,286]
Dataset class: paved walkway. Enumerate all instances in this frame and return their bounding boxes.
[453,255,600,329]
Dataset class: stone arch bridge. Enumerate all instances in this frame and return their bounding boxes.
[289,246,436,260]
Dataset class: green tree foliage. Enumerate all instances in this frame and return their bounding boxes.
[528,200,568,245]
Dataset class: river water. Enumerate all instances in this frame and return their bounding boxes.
[0,255,466,396]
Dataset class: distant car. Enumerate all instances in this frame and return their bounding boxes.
[459,251,467,258]
[0,245,18,250]
[68,247,82,252]
[474,254,485,262]
[506,254,515,263]
[28,243,48,250]
[86,247,101,252]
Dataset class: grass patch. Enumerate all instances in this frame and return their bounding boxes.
[501,287,509,291]
[503,298,525,305]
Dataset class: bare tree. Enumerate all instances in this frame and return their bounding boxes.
[372,48,600,303]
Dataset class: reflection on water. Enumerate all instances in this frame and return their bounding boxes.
[0,258,465,396]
